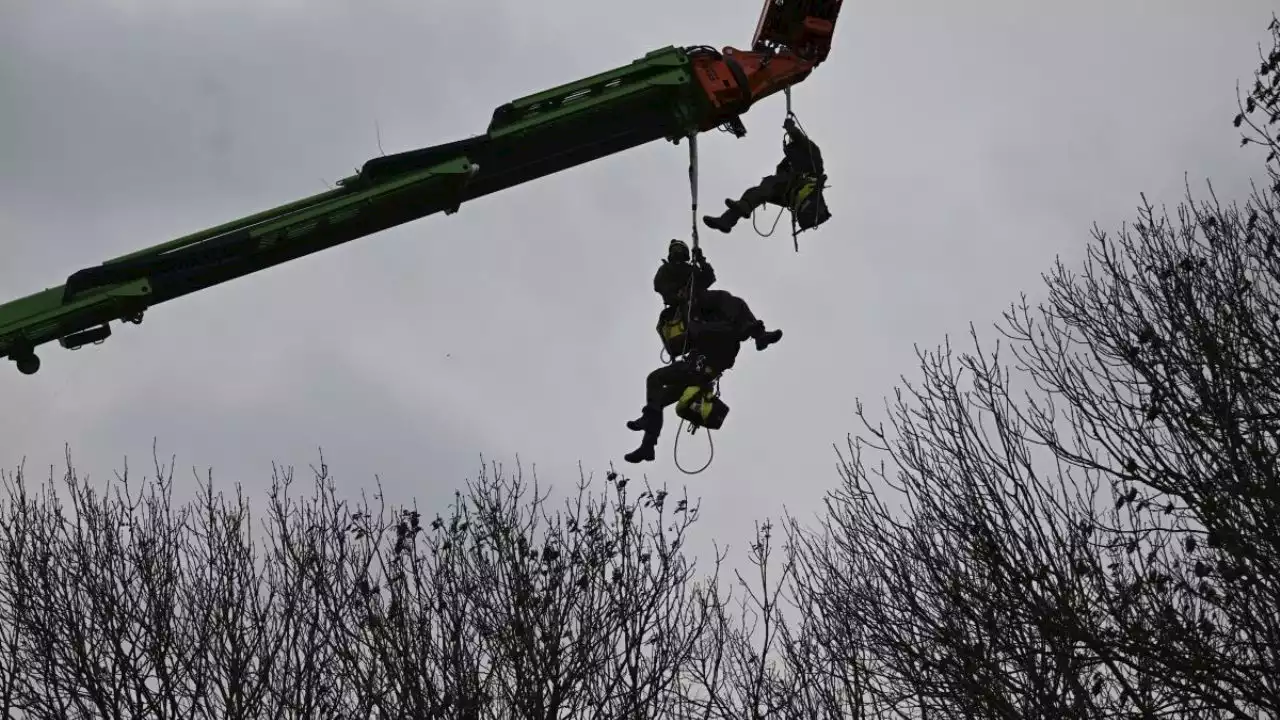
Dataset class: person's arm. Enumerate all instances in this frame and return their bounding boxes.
[782,118,823,175]
[698,264,716,290]
[652,262,669,295]
[783,116,810,144]
[693,248,716,290]
[784,117,823,158]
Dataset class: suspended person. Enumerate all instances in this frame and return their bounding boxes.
[653,243,783,351]
[664,280,784,353]
[623,310,742,464]
[653,239,715,306]
[701,116,831,235]
[624,288,782,464]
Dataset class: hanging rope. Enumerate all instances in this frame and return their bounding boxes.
[688,132,699,252]
[671,131,715,475]
[659,132,701,368]
[673,427,714,474]
[752,206,787,237]
[680,132,700,362]
[785,88,801,253]
[680,130,701,358]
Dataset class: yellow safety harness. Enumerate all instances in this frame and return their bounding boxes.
[792,175,819,208]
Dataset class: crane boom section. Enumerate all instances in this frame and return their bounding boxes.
[0,47,704,362]
[0,0,843,374]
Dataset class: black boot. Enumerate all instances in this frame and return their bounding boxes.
[703,211,738,233]
[742,319,782,350]
[625,407,661,462]
[702,199,749,233]
[624,442,656,463]
[726,198,752,216]
[755,329,783,351]
[627,405,660,432]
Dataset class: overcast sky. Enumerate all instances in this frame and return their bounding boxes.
[1,0,1275,557]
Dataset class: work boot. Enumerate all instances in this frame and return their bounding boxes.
[627,405,660,432]
[755,329,783,351]
[703,199,749,233]
[624,441,656,463]
[702,211,738,233]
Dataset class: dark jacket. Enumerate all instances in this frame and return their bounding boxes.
[656,299,741,371]
[777,125,824,177]
[688,321,741,371]
[779,125,830,230]
[653,258,716,304]
[684,298,743,371]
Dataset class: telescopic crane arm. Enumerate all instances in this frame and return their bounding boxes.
[0,0,841,375]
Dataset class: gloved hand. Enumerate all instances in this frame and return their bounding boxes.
[783,116,798,132]
[692,246,704,263]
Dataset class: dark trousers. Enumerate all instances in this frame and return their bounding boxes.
[637,359,714,446]
[699,290,761,342]
[738,172,796,211]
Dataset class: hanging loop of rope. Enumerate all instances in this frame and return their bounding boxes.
[673,375,717,475]
[674,415,715,474]
[752,206,787,237]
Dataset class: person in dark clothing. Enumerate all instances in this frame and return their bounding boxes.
[623,288,782,464]
[697,288,783,351]
[654,241,782,353]
[702,117,831,234]
[653,239,715,306]
[621,358,717,464]
[623,315,740,464]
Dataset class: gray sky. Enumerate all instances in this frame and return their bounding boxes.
[0,0,1274,553]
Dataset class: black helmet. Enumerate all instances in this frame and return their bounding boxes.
[668,238,690,263]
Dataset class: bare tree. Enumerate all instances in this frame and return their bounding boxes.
[717,15,1280,720]
[1236,12,1280,189]
[0,449,724,719]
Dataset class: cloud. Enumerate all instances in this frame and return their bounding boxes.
[1,0,1276,551]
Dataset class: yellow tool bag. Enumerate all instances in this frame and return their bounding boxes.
[675,384,729,430]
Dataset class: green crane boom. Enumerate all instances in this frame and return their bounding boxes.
[0,0,842,375]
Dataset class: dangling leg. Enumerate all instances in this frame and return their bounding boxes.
[624,363,690,463]
[753,325,783,351]
[703,172,792,234]
[623,407,664,463]
[739,293,783,351]
[707,289,784,351]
